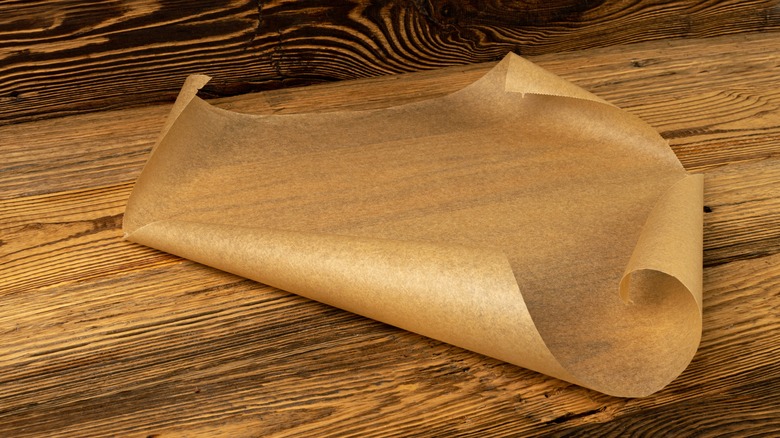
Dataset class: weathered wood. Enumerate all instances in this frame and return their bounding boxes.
[1,32,779,436]
[1,0,779,125]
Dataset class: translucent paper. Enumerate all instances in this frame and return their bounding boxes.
[124,53,703,397]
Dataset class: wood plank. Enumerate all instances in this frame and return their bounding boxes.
[1,0,779,125]
[1,32,779,436]
[0,0,258,124]
[704,159,780,266]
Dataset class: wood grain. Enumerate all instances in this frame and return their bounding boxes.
[2,32,779,436]
[1,0,779,125]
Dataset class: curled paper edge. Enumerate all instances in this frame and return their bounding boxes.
[124,54,703,397]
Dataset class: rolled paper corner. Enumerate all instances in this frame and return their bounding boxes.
[621,173,704,310]
[598,173,704,397]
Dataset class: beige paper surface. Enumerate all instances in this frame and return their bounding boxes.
[124,53,703,397]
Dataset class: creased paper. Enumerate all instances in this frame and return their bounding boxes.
[124,53,703,397]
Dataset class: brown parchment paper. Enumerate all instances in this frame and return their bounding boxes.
[124,53,703,397]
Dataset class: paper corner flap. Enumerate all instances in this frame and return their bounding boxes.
[500,52,610,105]
[155,74,212,143]
[122,73,214,237]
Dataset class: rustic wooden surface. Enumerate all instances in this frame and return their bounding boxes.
[2,0,780,125]
[2,32,779,436]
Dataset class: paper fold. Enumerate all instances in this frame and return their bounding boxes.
[124,53,703,397]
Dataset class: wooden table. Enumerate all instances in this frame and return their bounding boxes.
[2,32,779,437]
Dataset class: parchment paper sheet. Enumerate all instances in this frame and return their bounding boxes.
[124,53,703,397]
